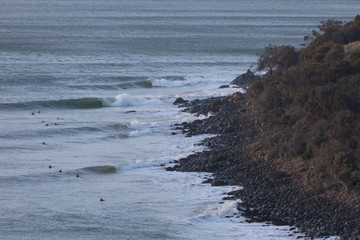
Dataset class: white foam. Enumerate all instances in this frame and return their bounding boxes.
[120,161,164,171]
[184,74,236,84]
[129,119,143,128]
[194,200,241,220]
[151,73,238,89]
[104,93,163,107]
[197,112,214,120]
[128,129,154,137]
[152,79,192,87]
[111,93,146,106]
[174,113,198,123]
[183,87,244,100]
[128,119,169,135]
[118,132,213,172]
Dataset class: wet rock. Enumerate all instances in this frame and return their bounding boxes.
[165,165,179,171]
[228,92,244,103]
[202,179,212,184]
[230,69,261,87]
[173,97,188,105]
[211,179,228,186]
[170,93,360,239]
[222,196,235,200]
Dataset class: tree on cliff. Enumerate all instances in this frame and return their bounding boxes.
[257,45,298,73]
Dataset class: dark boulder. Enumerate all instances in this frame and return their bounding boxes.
[218,85,230,89]
[173,97,189,105]
[230,69,261,87]
[125,110,136,113]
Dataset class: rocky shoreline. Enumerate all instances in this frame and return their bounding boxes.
[166,77,360,239]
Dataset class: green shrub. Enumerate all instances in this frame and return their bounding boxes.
[355,182,360,194]
[257,45,298,73]
[300,149,313,161]
[248,79,264,98]
[342,15,360,43]
[281,114,297,126]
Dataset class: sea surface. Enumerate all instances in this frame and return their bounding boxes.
[0,0,359,239]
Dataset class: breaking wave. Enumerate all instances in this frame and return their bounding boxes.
[103,93,162,107]
[152,78,190,87]
[0,93,162,110]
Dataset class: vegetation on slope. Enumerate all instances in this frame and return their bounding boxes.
[247,15,360,194]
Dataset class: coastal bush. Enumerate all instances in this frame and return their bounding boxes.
[310,133,328,147]
[250,15,360,194]
[301,149,313,161]
[342,15,360,43]
[332,153,356,172]
[281,114,297,126]
[324,43,344,64]
[287,133,306,157]
[344,41,360,56]
[257,87,283,112]
[265,134,283,149]
[257,45,298,73]
[355,182,360,194]
[247,79,264,98]
[332,153,360,191]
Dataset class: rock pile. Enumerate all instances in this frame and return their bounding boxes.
[168,91,360,239]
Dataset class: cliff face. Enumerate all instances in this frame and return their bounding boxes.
[247,15,360,197]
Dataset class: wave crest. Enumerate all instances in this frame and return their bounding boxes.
[152,79,190,87]
[0,97,104,110]
[104,93,161,107]
[82,165,117,174]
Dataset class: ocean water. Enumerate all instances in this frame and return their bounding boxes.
[0,0,358,239]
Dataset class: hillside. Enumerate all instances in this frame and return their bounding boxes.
[248,15,360,196]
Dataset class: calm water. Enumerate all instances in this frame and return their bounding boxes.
[0,0,358,239]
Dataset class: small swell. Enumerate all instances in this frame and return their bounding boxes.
[133,80,153,88]
[0,98,104,110]
[82,165,117,174]
[67,80,153,90]
[106,123,129,130]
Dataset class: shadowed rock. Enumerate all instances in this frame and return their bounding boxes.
[230,69,261,87]
[173,97,189,105]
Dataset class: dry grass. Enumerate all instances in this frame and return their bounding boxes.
[344,40,360,54]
